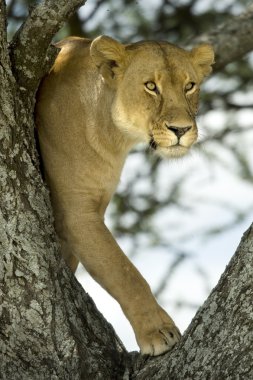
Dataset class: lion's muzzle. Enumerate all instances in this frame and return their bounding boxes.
[149,119,198,157]
[165,125,192,139]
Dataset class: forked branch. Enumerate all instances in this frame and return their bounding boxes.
[9,0,86,95]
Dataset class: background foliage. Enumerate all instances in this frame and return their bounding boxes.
[7,0,253,347]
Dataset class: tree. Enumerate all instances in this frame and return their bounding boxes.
[0,0,253,378]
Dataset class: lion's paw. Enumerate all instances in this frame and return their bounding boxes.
[138,323,181,356]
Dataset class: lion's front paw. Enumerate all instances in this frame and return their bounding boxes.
[138,323,181,356]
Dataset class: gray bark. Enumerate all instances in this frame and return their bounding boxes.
[0,1,253,379]
[132,225,253,379]
[10,0,88,95]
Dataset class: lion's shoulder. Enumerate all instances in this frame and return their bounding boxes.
[47,37,94,79]
[54,36,92,50]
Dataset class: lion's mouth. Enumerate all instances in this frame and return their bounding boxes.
[149,137,189,157]
[149,137,183,150]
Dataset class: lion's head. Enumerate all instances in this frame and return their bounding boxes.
[91,36,214,158]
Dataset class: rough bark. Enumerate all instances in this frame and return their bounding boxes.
[131,225,253,379]
[0,1,253,379]
[10,0,88,95]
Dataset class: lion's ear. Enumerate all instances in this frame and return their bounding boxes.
[90,35,126,86]
[190,44,215,81]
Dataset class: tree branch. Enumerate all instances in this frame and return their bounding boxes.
[9,0,87,95]
[0,0,8,66]
[0,0,16,130]
[131,223,253,379]
[193,5,253,71]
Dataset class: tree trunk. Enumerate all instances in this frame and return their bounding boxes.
[1,1,128,379]
[131,224,253,379]
[0,1,253,378]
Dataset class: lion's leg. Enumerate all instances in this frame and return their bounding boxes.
[60,239,79,273]
[57,207,180,356]
[52,204,80,273]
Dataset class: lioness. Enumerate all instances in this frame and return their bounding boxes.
[36,36,214,356]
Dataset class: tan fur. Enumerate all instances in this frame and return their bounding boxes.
[36,36,214,356]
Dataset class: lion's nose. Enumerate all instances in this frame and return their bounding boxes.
[166,125,192,138]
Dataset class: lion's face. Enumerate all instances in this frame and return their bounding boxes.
[91,37,214,158]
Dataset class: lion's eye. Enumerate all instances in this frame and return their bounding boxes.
[145,81,157,92]
[185,82,196,92]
